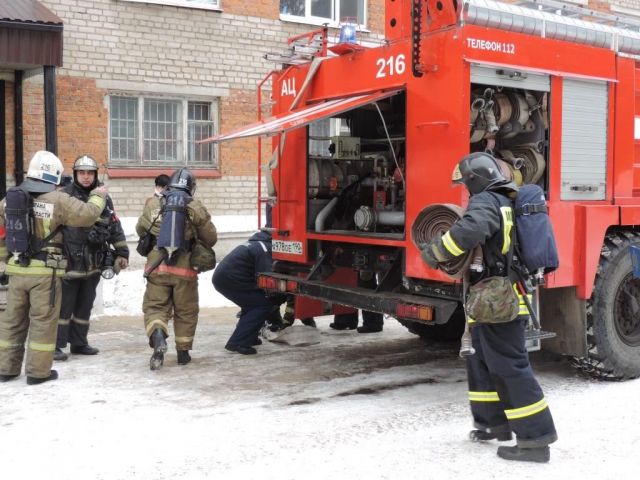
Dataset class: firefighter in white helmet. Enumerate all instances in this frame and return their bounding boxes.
[0,151,107,385]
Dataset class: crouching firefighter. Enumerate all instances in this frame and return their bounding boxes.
[136,168,217,371]
[55,154,129,361]
[0,151,107,385]
[418,152,558,463]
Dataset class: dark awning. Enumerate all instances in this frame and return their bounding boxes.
[0,0,63,69]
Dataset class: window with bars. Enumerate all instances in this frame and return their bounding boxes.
[109,95,217,168]
[280,0,366,26]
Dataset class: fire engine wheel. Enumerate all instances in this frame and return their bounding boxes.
[397,306,465,343]
[572,231,640,380]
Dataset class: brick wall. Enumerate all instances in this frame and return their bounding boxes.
[3,80,15,175]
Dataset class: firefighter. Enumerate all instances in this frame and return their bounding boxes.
[54,155,129,361]
[0,151,107,384]
[418,152,557,463]
[137,168,217,371]
[212,229,279,355]
[145,174,170,206]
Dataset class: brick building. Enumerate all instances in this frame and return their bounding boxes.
[2,0,640,223]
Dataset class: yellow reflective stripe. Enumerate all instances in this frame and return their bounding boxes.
[5,262,65,276]
[442,231,464,257]
[175,336,194,343]
[145,319,169,337]
[500,206,514,255]
[0,340,24,349]
[469,391,500,402]
[28,341,55,352]
[505,397,548,420]
[0,246,7,257]
[88,194,106,212]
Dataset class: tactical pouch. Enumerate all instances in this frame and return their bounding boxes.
[136,231,155,257]
[189,240,216,272]
[465,276,519,323]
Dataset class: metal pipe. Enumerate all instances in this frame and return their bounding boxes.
[354,206,405,231]
[314,197,339,232]
[44,66,57,156]
[14,70,23,186]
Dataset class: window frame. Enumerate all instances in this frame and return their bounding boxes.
[280,0,368,29]
[108,93,219,169]
[118,0,222,11]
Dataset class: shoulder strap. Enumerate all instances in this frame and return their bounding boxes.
[145,197,164,234]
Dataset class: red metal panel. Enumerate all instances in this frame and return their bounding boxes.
[613,57,635,200]
[620,205,640,226]
[575,205,620,299]
[201,89,403,143]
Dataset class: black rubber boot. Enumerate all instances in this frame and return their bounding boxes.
[301,318,317,328]
[357,324,383,334]
[329,323,357,330]
[53,348,68,361]
[225,342,257,355]
[27,370,58,385]
[470,430,513,442]
[177,350,191,365]
[70,345,99,355]
[497,445,550,463]
[0,373,19,382]
[252,338,263,346]
[150,329,168,371]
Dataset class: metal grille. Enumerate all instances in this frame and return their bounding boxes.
[188,102,215,167]
[110,97,138,164]
[309,118,331,156]
[143,99,182,165]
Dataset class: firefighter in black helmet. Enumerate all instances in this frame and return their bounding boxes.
[55,154,129,361]
[137,168,217,370]
[418,152,558,463]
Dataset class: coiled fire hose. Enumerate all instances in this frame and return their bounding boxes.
[411,204,482,357]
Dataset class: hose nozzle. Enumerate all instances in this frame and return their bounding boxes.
[459,330,475,357]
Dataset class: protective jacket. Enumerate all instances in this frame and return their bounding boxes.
[440,190,514,279]
[212,231,273,290]
[0,190,107,276]
[135,195,217,280]
[63,182,128,272]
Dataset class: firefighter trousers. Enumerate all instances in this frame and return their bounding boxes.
[0,274,62,379]
[466,317,558,448]
[332,310,384,328]
[217,286,273,348]
[142,274,199,351]
[57,275,101,348]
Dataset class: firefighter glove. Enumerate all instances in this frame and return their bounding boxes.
[420,233,455,270]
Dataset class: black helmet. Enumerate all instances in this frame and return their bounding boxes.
[169,168,196,196]
[452,152,517,195]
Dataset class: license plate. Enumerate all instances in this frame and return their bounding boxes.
[272,240,303,255]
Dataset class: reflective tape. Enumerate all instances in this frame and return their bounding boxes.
[71,317,90,326]
[145,319,169,337]
[505,397,548,420]
[145,264,197,277]
[58,318,71,326]
[0,340,24,349]
[469,391,500,402]
[28,341,55,352]
[88,195,106,212]
[175,336,194,343]
[442,231,464,257]
[5,261,65,276]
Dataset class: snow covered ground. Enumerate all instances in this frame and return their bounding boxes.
[1,296,639,479]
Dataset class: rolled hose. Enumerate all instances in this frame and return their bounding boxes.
[411,204,481,280]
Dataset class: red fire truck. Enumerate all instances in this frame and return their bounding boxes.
[204,0,640,379]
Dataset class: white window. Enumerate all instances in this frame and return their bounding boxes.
[280,0,367,27]
[109,95,218,168]
[119,0,220,11]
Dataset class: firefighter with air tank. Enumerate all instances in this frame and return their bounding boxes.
[0,151,108,385]
[136,168,217,371]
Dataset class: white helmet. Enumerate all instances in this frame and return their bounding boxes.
[26,151,64,185]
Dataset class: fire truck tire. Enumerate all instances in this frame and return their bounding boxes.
[572,231,640,380]
[397,306,465,342]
